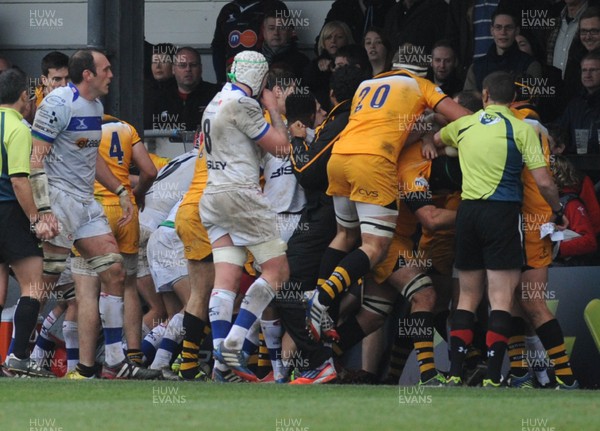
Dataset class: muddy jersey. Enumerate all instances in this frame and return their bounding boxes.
[31,83,103,200]
[202,83,270,191]
[139,149,198,231]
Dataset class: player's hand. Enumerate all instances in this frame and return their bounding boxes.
[118,190,134,227]
[552,214,569,231]
[421,135,438,160]
[133,186,146,212]
[318,58,332,72]
[34,212,59,240]
[260,88,278,111]
[289,121,307,139]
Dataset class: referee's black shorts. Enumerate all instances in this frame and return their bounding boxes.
[454,200,523,270]
[0,201,43,264]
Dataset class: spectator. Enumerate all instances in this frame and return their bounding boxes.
[144,43,178,130]
[427,40,463,97]
[546,0,589,77]
[560,51,600,154]
[152,46,219,133]
[363,27,392,76]
[463,11,543,92]
[261,10,309,79]
[564,7,600,99]
[551,155,598,264]
[320,0,395,46]
[34,51,69,106]
[211,0,288,84]
[515,30,564,123]
[0,56,12,73]
[384,0,449,56]
[304,21,354,112]
[333,44,372,75]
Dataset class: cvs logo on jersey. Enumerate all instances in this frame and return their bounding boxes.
[358,188,379,198]
[270,165,293,178]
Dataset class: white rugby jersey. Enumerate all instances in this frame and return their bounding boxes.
[203,83,270,191]
[139,149,198,231]
[32,83,103,200]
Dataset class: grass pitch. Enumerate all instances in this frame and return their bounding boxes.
[1,380,598,431]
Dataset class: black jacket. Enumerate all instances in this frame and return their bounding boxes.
[290,99,352,208]
[560,89,600,155]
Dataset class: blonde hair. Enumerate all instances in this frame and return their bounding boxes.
[551,156,584,190]
[317,21,354,57]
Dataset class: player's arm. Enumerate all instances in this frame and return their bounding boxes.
[256,88,290,157]
[433,97,471,123]
[29,137,59,237]
[95,155,133,227]
[528,167,568,228]
[414,205,456,231]
[131,140,157,211]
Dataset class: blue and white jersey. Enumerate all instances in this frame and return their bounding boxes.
[32,83,103,200]
[139,149,198,232]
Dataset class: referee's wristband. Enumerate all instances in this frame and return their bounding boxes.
[115,185,127,196]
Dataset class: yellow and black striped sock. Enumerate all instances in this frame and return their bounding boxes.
[411,311,437,382]
[126,349,143,366]
[179,312,209,379]
[318,249,370,307]
[536,319,575,385]
[508,317,528,377]
[257,331,271,379]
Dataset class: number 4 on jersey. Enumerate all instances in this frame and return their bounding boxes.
[109,131,124,165]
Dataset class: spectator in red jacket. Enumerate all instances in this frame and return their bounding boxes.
[551,155,598,264]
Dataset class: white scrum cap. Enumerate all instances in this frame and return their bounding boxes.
[228,50,269,97]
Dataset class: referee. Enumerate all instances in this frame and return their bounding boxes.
[0,68,58,377]
[434,71,567,387]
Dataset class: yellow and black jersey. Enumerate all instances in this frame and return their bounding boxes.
[332,70,447,164]
[93,115,141,205]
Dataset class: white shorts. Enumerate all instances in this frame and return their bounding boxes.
[48,186,112,249]
[55,255,73,287]
[200,188,280,246]
[147,226,188,293]
[277,213,301,243]
[137,225,153,278]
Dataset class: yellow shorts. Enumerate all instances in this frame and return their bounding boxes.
[522,212,552,269]
[418,192,460,275]
[175,202,212,261]
[327,153,398,207]
[372,234,415,284]
[103,204,139,254]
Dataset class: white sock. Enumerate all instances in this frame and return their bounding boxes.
[525,335,550,385]
[62,321,79,372]
[209,288,236,351]
[150,312,184,370]
[225,278,275,350]
[31,310,60,364]
[99,293,125,366]
[260,319,285,381]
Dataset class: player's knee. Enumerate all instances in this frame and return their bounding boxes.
[43,252,69,277]
[402,273,434,303]
[87,253,124,280]
[360,294,394,328]
[410,284,436,310]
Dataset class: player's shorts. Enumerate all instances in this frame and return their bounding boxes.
[326,153,398,207]
[0,201,42,264]
[277,213,301,243]
[455,200,523,270]
[372,233,415,284]
[175,202,212,261]
[147,226,188,293]
[103,204,139,254]
[522,211,552,269]
[48,186,111,249]
[137,226,152,278]
[200,187,280,246]
[418,192,461,275]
